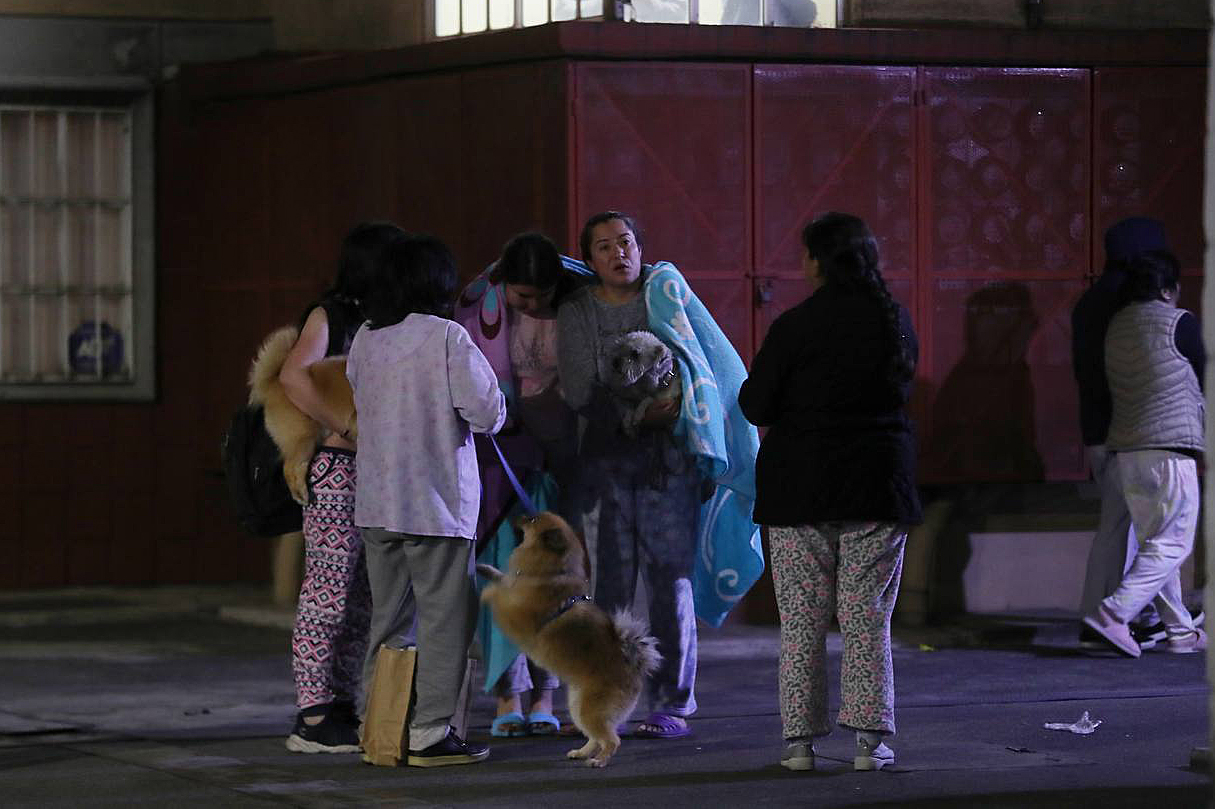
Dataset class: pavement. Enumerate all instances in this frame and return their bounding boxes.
[0,585,1209,808]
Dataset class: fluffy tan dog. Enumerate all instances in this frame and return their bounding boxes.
[477,512,660,768]
[247,326,357,505]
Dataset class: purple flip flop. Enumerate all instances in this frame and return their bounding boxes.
[635,712,690,739]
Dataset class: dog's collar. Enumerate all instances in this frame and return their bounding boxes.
[539,594,592,628]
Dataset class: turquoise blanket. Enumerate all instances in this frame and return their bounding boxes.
[644,262,764,627]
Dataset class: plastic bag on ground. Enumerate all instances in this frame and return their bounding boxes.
[1043,711,1102,735]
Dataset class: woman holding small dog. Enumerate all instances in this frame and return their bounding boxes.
[349,233,506,767]
[280,221,404,755]
[739,212,921,773]
[456,232,592,738]
[556,212,704,740]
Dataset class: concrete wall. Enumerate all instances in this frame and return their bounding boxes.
[0,1,1201,53]
[0,0,425,49]
[844,0,1209,29]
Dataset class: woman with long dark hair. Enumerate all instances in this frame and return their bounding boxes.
[281,221,404,754]
[456,232,591,737]
[739,212,922,772]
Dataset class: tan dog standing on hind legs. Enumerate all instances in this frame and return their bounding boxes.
[477,512,660,767]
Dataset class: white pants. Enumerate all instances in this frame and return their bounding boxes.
[1102,450,1198,640]
[1079,446,1138,616]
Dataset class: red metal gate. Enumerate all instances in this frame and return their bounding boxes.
[917,67,1091,483]
[1093,66,1207,315]
[572,62,754,358]
[753,64,917,341]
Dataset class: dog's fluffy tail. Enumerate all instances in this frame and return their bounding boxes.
[610,609,661,678]
[248,326,300,407]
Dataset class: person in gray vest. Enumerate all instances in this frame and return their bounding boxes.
[1072,217,1167,650]
[1081,249,1206,657]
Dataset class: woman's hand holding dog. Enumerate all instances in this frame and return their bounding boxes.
[640,397,680,427]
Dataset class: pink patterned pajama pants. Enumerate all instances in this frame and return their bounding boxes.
[768,521,906,739]
[291,448,372,711]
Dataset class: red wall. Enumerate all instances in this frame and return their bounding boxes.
[0,61,572,589]
[569,61,1204,486]
[1,47,1204,588]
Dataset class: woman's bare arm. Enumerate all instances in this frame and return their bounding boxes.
[279,307,350,436]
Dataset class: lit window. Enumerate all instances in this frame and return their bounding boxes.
[433,0,831,35]
[701,0,829,26]
[433,0,606,36]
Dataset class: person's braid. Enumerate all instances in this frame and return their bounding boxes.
[805,212,915,386]
[857,265,915,384]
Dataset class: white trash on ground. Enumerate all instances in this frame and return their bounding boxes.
[1044,711,1102,734]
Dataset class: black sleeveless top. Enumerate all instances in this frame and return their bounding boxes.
[298,296,362,358]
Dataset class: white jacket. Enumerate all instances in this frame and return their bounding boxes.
[348,314,506,538]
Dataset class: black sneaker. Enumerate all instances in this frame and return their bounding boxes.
[1133,607,1205,650]
[407,730,489,767]
[1129,621,1165,650]
[285,706,361,754]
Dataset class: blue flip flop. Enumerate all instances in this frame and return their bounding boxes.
[527,711,561,735]
[491,711,528,737]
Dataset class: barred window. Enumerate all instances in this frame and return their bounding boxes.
[0,97,153,400]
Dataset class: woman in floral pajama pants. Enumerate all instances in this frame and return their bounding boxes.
[769,523,906,739]
[740,213,922,773]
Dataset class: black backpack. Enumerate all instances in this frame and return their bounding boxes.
[220,404,303,537]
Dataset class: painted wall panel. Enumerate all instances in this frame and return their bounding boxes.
[574,62,751,280]
[754,64,916,280]
[459,63,572,273]
[1093,67,1206,293]
[918,277,1086,483]
[919,67,1091,482]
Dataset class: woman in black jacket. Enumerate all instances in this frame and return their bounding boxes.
[739,212,921,774]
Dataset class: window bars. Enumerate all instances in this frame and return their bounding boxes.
[0,105,134,384]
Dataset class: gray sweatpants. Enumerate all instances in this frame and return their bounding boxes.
[360,529,478,750]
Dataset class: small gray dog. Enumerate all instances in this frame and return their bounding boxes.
[605,331,681,437]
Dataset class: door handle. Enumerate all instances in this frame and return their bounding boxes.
[755,278,775,305]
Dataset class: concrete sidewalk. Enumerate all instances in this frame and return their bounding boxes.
[0,585,1209,808]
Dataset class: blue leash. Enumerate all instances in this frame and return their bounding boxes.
[488,434,539,517]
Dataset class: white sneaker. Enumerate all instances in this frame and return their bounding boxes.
[781,741,814,771]
[855,734,894,771]
[1082,604,1141,658]
[1166,627,1207,654]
